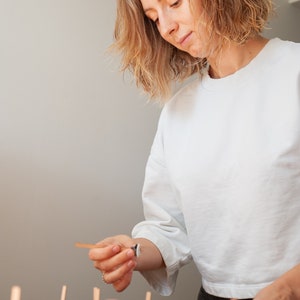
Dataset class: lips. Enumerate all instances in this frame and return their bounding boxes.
[178,32,192,46]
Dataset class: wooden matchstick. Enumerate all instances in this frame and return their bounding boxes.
[10,286,21,300]
[93,287,100,300]
[75,242,101,249]
[75,242,140,256]
[60,285,67,300]
[145,291,151,300]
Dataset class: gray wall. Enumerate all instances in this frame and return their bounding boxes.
[0,1,299,300]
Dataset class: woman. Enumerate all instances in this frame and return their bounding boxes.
[88,0,300,299]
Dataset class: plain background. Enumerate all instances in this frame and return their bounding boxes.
[0,1,299,300]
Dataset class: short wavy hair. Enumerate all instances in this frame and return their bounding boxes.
[111,0,273,100]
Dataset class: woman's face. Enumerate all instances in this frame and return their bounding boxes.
[140,0,209,58]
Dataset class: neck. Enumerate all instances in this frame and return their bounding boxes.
[208,36,269,79]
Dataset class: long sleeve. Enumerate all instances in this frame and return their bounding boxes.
[132,109,192,296]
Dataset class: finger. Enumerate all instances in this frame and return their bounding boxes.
[102,258,136,285]
[89,244,121,261]
[94,248,135,272]
[113,270,134,292]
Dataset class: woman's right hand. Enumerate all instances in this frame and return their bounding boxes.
[88,235,138,292]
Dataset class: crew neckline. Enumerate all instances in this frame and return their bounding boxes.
[201,38,280,89]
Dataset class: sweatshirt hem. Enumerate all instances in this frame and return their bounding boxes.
[202,279,273,299]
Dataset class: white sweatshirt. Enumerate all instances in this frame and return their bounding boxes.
[132,38,300,298]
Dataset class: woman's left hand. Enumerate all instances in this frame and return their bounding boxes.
[254,263,300,300]
[254,281,293,300]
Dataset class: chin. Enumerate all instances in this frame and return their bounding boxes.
[188,46,206,58]
[189,51,205,58]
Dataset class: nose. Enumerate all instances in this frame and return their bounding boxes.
[158,13,178,39]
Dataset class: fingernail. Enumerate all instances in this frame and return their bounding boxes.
[112,245,120,253]
[127,260,135,268]
[126,249,134,257]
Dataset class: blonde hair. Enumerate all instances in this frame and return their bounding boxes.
[111,0,273,100]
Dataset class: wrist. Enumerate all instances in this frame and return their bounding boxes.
[131,237,165,271]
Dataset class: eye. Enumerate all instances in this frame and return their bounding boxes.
[170,0,180,7]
